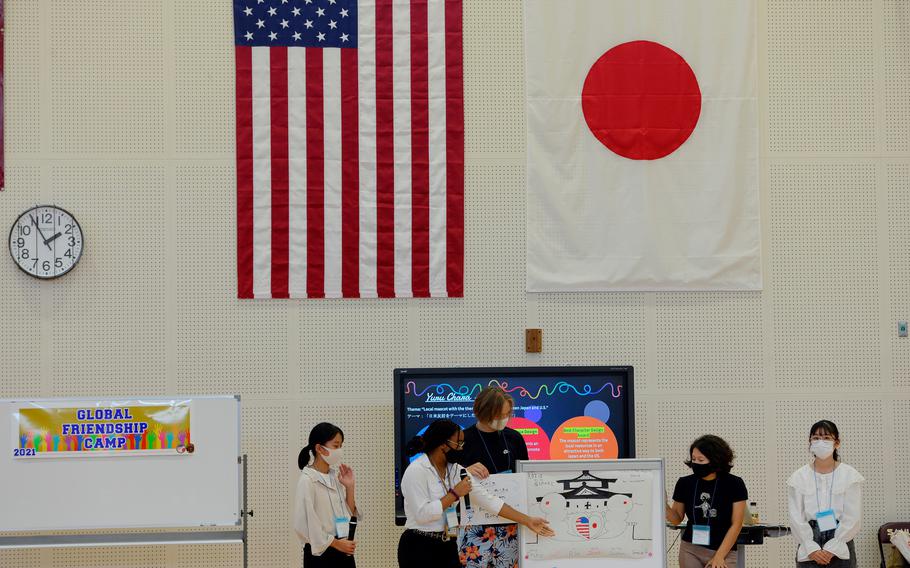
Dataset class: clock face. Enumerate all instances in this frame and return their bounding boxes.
[8,206,84,279]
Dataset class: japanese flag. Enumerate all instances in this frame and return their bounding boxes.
[525,0,761,291]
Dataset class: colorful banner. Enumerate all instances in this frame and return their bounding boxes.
[14,401,191,458]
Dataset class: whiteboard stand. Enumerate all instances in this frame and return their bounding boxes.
[0,454,253,568]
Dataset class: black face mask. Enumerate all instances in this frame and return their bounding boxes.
[444,448,460,463]
[688,462,715,478]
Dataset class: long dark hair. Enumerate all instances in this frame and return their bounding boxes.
[686,434,735,474]
[810,420,840,461]
[405,419,460,457]
[298,422,344,470]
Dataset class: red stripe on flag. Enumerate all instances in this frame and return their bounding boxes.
[306,47,326,299]
[375,0,396,298]
[410,0,431,298]
[270,47,290,299]
[445,0,465,297]
[341,49,361,298]
[235,46,255,299]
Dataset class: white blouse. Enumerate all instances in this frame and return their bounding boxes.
[293,467,358,555]
[400,453,505,531]
[787,462,864,561]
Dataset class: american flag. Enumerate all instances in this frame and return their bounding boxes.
[233,0,464,298]
[575,516,591,540]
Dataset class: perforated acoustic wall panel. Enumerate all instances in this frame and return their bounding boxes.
[888,164,910,389]
[0,0,908,567]
[0,168,42,398]
[49,0,165,155]
[766,0,876,153]
[884,1,910,154]
[768,164,881,391]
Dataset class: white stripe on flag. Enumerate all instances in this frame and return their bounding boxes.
[323,48,344,298]
[251,46,272,297]
[392,0,413,297]
[288,47,308,298]
[427,0,448,296]
[358,0,378,297]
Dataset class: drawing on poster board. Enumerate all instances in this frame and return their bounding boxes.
[524,468,654,560]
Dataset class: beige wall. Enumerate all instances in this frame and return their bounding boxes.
[0,0,908,567]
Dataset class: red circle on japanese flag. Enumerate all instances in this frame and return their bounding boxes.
[582,40,701,160]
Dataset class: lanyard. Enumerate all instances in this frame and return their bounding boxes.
[431,458,453,494]
[477,430,512,474]
[814,465,836,512]
[311,468,348,519]
[692,477,718,525]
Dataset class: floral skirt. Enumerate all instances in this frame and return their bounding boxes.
[458,523,519,568]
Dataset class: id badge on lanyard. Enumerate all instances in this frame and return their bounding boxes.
[814,468,838,532]
[692,524,711,546]
[445,506,459,538]
[334,516,351,539]
[816,509,837,532]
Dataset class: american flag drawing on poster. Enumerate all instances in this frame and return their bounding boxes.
[233,0,464,299]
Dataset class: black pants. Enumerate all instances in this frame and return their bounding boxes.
[795,522,856,568]
[398,529,460,568]
[304,543,356,568]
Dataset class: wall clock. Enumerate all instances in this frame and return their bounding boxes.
[8,205,84,279]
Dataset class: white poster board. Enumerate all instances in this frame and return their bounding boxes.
[518,459,665,568]
[0,396,241,532]
[461,472,529,526]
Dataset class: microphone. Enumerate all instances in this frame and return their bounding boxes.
[460,469,471,510]
[348,516,357,540]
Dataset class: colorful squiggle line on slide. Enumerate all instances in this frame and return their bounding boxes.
[405,379,622,399]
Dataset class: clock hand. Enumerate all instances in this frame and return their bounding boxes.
[44,232,63,246]
[30,215,53,251]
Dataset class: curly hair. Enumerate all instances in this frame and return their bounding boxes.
[686,434,735,474]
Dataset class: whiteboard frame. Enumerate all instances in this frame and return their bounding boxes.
[517,458,666,568]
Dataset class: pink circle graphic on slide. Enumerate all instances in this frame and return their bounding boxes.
[507,416,551,460]
[582,40,701,160]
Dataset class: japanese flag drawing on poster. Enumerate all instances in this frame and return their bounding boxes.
[525,0,760,291]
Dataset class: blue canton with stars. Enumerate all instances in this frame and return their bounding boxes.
[233,0,358,48]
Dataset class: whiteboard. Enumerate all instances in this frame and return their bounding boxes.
[0,396,241,532]
[518,459,665,568]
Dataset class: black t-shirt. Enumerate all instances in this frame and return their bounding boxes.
[453,425,529,474]
[672,473,748,551]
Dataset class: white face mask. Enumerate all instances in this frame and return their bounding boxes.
[491,417,509,431]
[810,440,835,460]
[319,445,344,467]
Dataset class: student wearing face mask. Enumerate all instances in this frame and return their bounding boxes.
[451,386,530,568]
[665,435,748,568]
[398,419,554,568]
[787,420,864,567]
[294,422,359,568]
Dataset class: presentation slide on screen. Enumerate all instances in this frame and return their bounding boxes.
[400,373,631,462]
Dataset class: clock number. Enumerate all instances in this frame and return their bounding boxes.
[68,237,76,247]
[64,249,74,258]
[20,248,29,260]
[42,261,51,272]
[15,238,24,248]
[55,258,63,268]
[42,212,52,223]
[31,259,38,270]
[19,225,31,236]
[64,224,74,235]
